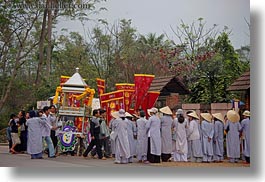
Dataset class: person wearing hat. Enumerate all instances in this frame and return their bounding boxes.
[109,111,119,158]
[113,109,130,164]
[240,110,250,163]
[160,106,174,162]
[225,110,242,163]
[200,113,214,163]
[125,112,137,163]
[212,113,224,163]
[146,107,161,163]
[186,111,203,162]
[172,109,188,162]
[136,110,149,163]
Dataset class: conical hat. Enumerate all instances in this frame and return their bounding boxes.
[132,114,140,119]
[159,106,173,115]
[147,107,158,116]
[125,112,133,118]
[212,113,224,123]
[200,113,212,122]
[242,110,250,117]
[227,110,240,123]
[111,111,119,119]
[187,111,199,120]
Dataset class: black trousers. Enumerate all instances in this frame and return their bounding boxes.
[50,130,58,149]
[20,131,27,151]
[83,137,102,159]
[147,137,161,163]
[91,137,111,157]
[161,153,171,162]
[245,156,250,163]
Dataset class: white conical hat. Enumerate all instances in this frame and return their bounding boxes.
[227,110,240,123]
[212,113,224,123]
[111,111,119,119]
[125,112,133,118]
[200,113,213,122]
[147,107,158,116]
[159,106,173,115]
[242,110,250,117]
[187,111,199,120]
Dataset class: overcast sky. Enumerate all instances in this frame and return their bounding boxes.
[57,0,250,49]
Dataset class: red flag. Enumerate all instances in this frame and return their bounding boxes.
[134,74,155,110]
[116,83,135,112]
[100,90,124,124]
[96,78,105,96]
[60,76,70,86]
[141,91,160,117]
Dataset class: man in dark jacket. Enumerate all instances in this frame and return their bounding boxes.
[83,109,103,159]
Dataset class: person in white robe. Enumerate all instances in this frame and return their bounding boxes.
[160,106,173,162]
[136,110,148,163]
[225,110,242,163]
[125,112,137,163]
[212,113,224,162]
[113,109,130,164]
[109,111,119,157]
[240,110,250,163]
[187,111,203,162]
[26,110,47,159]
[200,113,214,163]
[146,107,161,163]
[172,110,188,162]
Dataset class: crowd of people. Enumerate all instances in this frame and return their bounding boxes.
[7,105,60,159]
[81,106,250,164]
[6,105,250,165]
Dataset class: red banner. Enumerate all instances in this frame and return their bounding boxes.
[134,74,155,110]
[60,76,70,86]
[100,90,125,123]
[141,91,160,111]
[116,83,135,90]
[96,78,105,96]
[116,83,135,112]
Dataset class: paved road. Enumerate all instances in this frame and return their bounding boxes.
[0,145,153,168]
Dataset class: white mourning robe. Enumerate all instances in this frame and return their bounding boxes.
[26,117,46,154]
[187,119,203,158]
[114,118,130,160]
[213,120,224,160]
[146,115,161,156]
[241,118,250,157]
[161,115,173,154]
[173,119,188,154]
[136,117,148,160]
[126,119,137,157]
[109,118,119,155]
[174,119,188,155]
[224,120,242,158]
[201,120,214,156]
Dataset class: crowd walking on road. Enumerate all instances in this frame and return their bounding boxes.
[5,105,250,165]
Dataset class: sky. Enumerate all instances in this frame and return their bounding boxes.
[57,0,250,49]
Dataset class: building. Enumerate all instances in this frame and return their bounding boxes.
[227,71,250,110]
[148,75,190,109]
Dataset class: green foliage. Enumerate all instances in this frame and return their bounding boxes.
[186,32,250,103]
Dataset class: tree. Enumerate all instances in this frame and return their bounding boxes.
[0,1,40,112]
[35,0,106,84]
[186,31,250,103]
